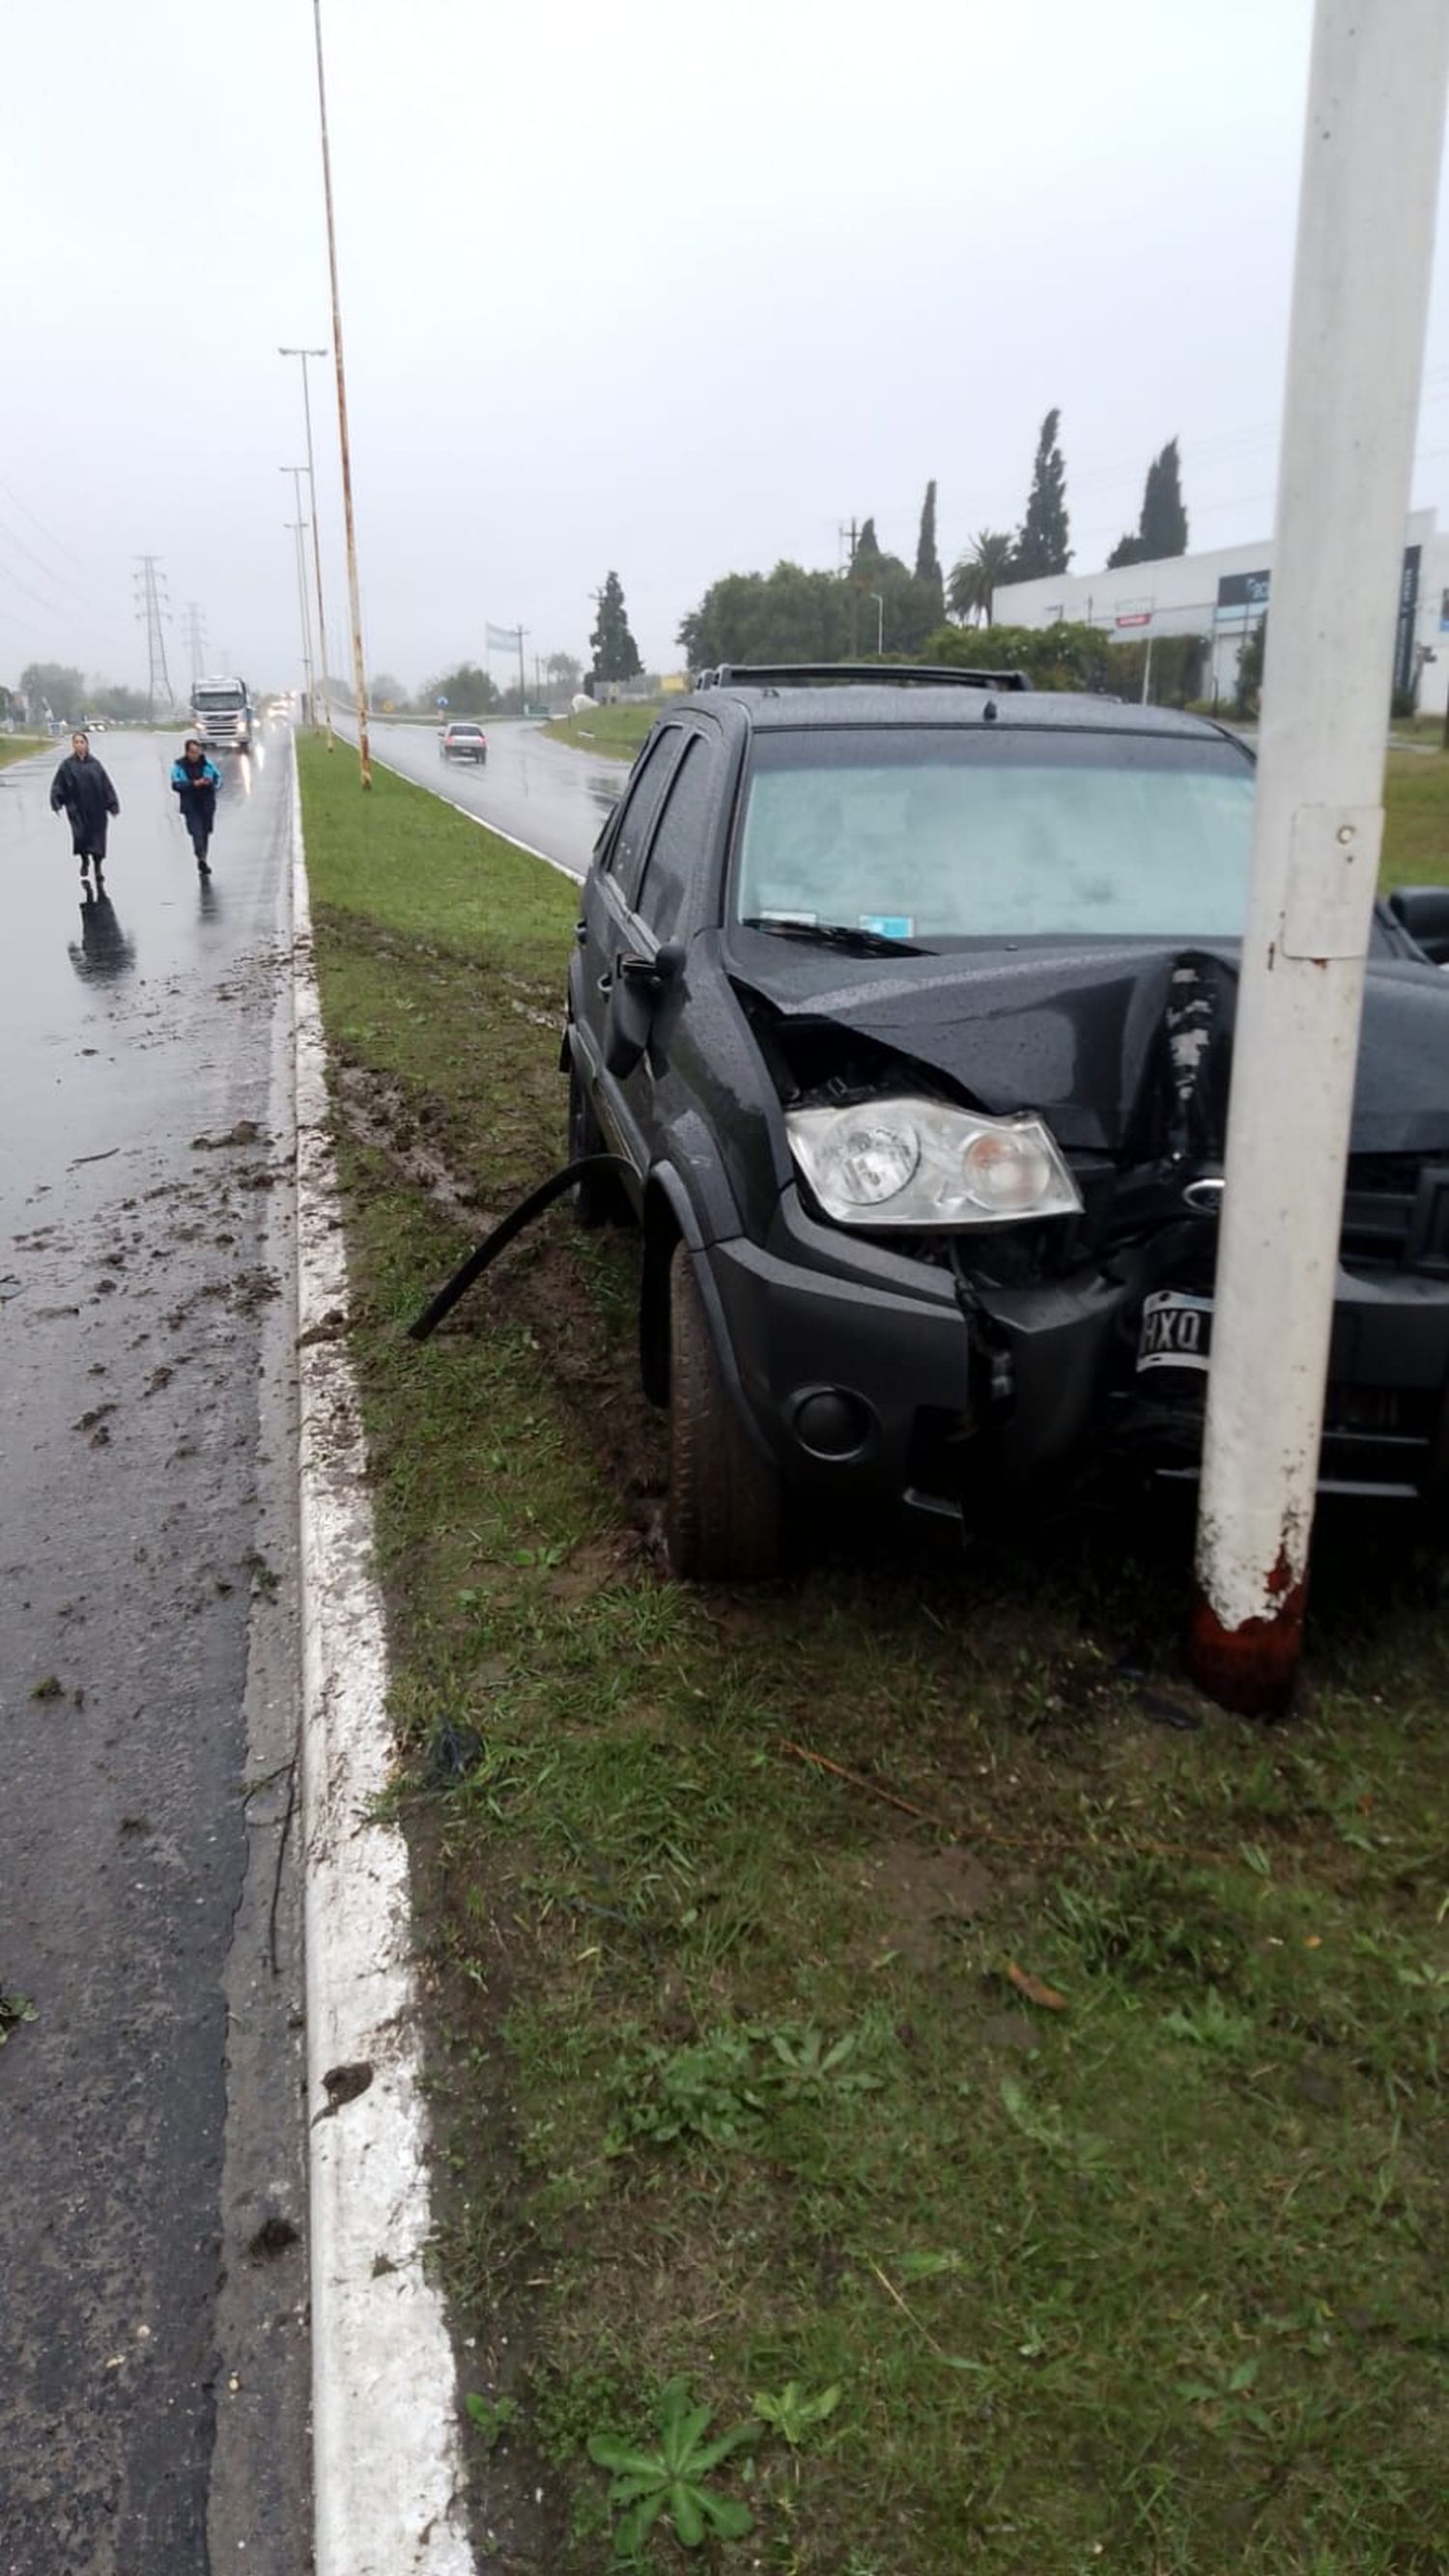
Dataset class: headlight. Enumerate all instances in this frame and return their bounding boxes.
[786,1094,1082,1229]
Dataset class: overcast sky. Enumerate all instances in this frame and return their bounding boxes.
[4,0,1448,696]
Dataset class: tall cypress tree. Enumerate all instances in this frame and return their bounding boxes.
[1012,410,1070,580]
[914,479,944,623]
[589,571,642,684]
[1109,438,1189,568]
[1140,438,1188,558]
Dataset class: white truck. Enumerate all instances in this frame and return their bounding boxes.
[191,675,256,754]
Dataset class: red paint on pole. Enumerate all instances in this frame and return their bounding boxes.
[1187,1549,1306,1717]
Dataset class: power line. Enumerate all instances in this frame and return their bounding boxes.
[0,511,94,611]
[0,475,90,578]
[0,548,83,622]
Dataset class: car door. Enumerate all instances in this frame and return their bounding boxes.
[576,725,686,1155]
[602,728,720,1167]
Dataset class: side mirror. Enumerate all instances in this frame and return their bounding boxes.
[616,941,685,990]
[1388,884,1449,965]
[603,944,687,1078]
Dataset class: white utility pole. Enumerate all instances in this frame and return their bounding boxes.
[281,467,316,714]
[311,0,370,787]
[280,345,334,747]
[1190,0,1449,1713]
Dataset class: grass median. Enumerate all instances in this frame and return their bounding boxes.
[298,734,1449,2575]
[544,701,660,759]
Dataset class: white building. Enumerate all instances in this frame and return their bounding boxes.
[994,507,1449,716]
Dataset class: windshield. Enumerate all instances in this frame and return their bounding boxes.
[450,724,483,736]
[733,726,1257,944]
[195,689,244,711]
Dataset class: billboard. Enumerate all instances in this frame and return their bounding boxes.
[1217,551,1421,694]
[1216,568,1271,615]
[1395,545,1422,696]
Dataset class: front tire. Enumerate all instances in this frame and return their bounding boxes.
[666,1241,783,1581]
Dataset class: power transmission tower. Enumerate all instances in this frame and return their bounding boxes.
[134,555,174,720]
[183,602,209,687]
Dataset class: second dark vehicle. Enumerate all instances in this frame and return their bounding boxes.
[563,665,1449,1579]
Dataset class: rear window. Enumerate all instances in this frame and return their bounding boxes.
[733,726,1257,944]
[449,723,483,736]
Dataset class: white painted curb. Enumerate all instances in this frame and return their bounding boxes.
[291,736,473,2573]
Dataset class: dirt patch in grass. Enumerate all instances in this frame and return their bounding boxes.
[300,734,1449,2576]
[850,1838,997,1970]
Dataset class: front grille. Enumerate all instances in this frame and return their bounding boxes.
[1342,1158,1449,1273]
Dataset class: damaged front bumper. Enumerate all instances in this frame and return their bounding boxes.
[702,1191,1449,1516]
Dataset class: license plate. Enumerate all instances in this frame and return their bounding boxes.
[1137,1289,1213,1374]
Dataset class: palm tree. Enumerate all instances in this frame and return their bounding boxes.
[947,530,1017,627]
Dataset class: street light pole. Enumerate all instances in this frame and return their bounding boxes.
[281,469,316,718]
[310,0,370,787]
[285,525,315,717]
[280,345,334,748]
[1189,0,1449,1713]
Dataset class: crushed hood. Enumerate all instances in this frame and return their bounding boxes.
[731,933,1449,1155]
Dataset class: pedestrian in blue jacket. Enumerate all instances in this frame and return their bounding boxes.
[171,738,221,874]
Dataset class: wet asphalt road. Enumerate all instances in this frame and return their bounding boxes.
[0,731,308,2570]
[367,715,622,875]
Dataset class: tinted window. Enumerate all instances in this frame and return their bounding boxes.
[733,728,1257,943]
[634,737,713,938]
[605,727,684,905]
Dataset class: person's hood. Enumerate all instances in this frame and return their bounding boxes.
[727,932,1449,1156]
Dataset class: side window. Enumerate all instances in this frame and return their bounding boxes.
[634,737,714,939]
[604,728,683,906]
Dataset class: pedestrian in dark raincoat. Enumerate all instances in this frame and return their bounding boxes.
[170,737,221,874]
[49,730,120,886]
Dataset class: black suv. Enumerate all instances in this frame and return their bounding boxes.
[563,665,1449,1579]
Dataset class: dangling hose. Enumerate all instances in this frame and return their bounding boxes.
[406,1155,634,1342]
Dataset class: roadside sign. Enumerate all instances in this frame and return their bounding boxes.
[437,694,447,709]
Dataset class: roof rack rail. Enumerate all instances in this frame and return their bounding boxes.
[694,662,1031,694]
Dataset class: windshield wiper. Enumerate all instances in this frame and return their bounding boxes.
[740,917,926,957]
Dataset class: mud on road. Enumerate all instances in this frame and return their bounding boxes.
[0,731,309,2574]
